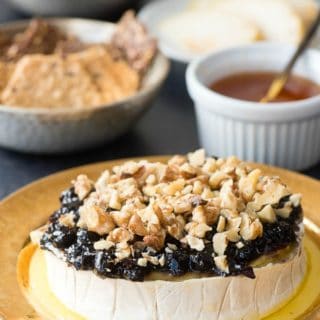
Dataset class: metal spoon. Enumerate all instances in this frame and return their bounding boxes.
[261,9,320,103]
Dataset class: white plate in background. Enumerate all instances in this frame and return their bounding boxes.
[139,0,320,63]
[139,0,198,63]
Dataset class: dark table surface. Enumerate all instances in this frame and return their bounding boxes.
[0,0,319,200]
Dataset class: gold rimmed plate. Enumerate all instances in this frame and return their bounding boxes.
[1,156,320,319]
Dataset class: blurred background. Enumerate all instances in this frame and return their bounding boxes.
[0,0,198,199]
[0,0,319,199]
[0,0,149,20]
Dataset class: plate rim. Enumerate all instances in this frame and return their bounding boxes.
[1,155,320,319]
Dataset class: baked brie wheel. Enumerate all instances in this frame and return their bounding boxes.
[18,150,306,320]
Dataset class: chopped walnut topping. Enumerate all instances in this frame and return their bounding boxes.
[185,221,212,238]
[227,217,242,230]
[168,155,187,167]
[146,174,156,185]
[128,213,148,236]
[142,252,160,265]
[193,180,203,195]
[181,184,193,195]
[115,242,131,261]
[111,210,132,228]
[167,243,178,251]
[94,239,114,251]
[167,215,185,239]
[137,257,148,267]
[217,216,226,232]
[220,180,239,214]
[205,203,219,225]
[201,187,214,201]
[185,234,205,251]
[236,241,244,249]
[257,205,276,223]
[109,190,121,210]
[239,169,261,202]
[69,149,297,258]
[164,179,185,196]
[290,194,302,207]
[158,254,166,267]
[118,161,142,177]
[58,212,75,228]
[213,232,228,256]
[192,205,206,223]
[73,174,93,200]
[78,205,115,235]
[214,255,229,273]
[240,213,263,241]
[202,158,217,174]
[226,228,241,242]
[251,178,290,211]
[188,149,205,167]
[107,227,133,243]
[275,202,293,218]
[95,170,110,193]
[180,162,197,179]
[209,171,229,189]
[225,217,242,242]
[172,194,193,214]
[143,231,165,251]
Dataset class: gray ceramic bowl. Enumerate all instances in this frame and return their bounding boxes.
[0,18,169,154]
[5,0,136,17]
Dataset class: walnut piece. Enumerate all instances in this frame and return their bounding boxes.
[239,169,261,202]
[217,216,226,232]
[128,214,148,236]
[73,174,93,200]
[257,205,276,223]
[214,255,229,273]
[290,194,301,207]
[58,212,75,227]
[94,239,114,251]
[107,227,133,243]
[78,205,115,235]
[143,231,165,251]
[186,234,205,251]
[213,232,228,256]
[275,202,293,218]
[188,149,205,167]
[240,213,263,241]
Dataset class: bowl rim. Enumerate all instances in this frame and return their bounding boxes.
[0,17,170,116]
[138,0,193,64]
[186,42,320,121]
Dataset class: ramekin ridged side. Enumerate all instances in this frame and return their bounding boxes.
[194,108,320,170]
[186,43,320,170]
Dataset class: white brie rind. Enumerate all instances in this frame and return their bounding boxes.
[44,245,306,320]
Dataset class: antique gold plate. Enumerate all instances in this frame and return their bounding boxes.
[1,156,320,319]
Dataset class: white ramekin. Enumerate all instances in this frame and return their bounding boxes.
[186,43,320,170]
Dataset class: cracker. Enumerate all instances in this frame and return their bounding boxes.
[5,19,66,61]
[1,54,103,109]
[0,31,11,58]
[0,61,15,95]
[110,10,157,74]
[69,46,139,104]
[55,37,88,56]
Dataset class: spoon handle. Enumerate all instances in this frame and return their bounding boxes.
[283,9,320,77]
[261,9,320,103]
